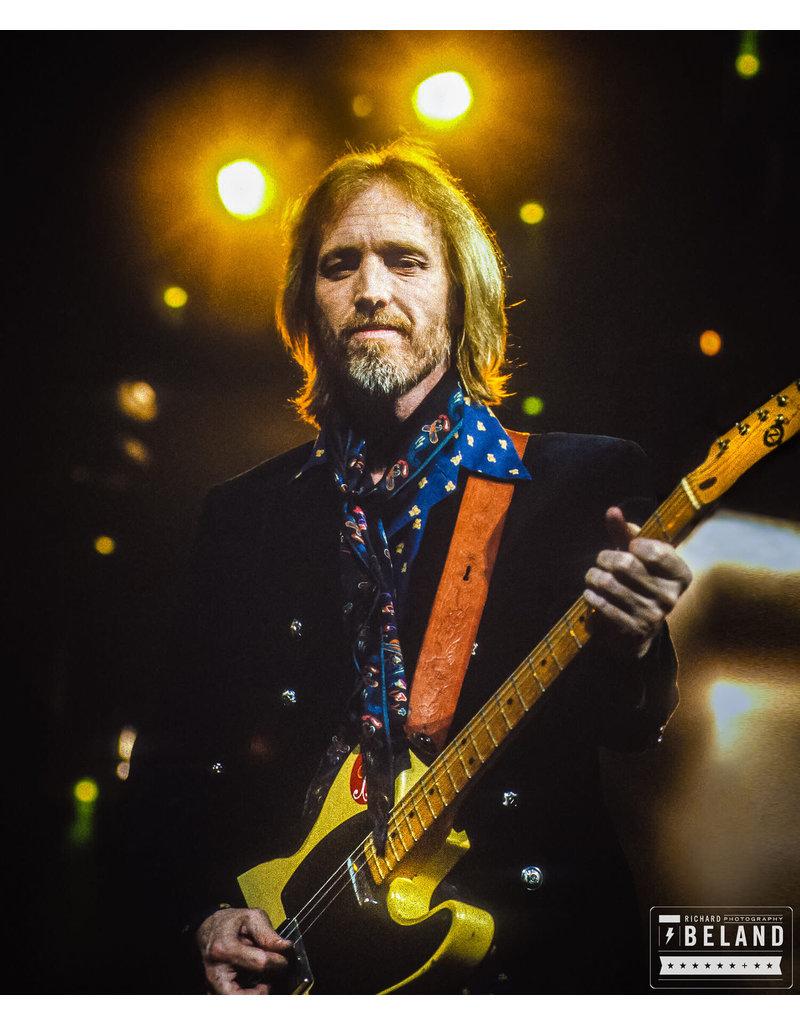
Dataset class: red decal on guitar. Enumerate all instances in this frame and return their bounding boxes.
[350,753,368,805]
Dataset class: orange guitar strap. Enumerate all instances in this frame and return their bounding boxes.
[405,428,530,752]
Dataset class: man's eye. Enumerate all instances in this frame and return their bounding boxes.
[393,255,425,270]
[320,260,355,278]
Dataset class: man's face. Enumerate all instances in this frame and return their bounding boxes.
[313,179,452,400]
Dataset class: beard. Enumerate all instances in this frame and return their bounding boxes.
[313,312,451,405]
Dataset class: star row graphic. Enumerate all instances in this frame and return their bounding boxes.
[658,956,782,976]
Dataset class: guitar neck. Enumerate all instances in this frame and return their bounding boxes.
[362,381,800,885]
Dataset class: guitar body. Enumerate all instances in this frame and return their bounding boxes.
[237,748,495,993]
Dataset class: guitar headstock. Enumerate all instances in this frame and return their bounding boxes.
[685,380,800,506]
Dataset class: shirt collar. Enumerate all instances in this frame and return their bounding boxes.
[453,397,531,482]
[293,382,531,484]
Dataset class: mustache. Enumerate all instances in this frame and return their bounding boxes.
[341,316,409,339]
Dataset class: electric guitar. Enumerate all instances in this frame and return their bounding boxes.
[237,381,799,994]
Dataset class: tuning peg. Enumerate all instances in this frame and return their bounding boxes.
[736,422,750,435]
[776,394,788,406]
[757,409,769,421]
[716,438,730,452]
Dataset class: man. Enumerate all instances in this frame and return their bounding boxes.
[136,140,691,994]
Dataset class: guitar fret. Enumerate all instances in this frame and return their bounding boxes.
[498,698,513,729]
[653,507,670,541]
[511,676,530,710]
[457,746,473,778]
[404,806,423,841]
[420,786,437,818]
[545,636,562,671]
[529,658,546,693]
[465,730,486,763]
[387,833,401,862]
[483,715,500,746]
[443,760,461,794]
[396,825,411,853]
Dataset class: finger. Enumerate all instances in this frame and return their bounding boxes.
[206,936,288,973]
[242,909,293,951]
[604,506,641,549]
[628,537,693,588]
[594,549,684,609]
[585,567,668,620]
[583,587,655,650]
[206,962,241,995]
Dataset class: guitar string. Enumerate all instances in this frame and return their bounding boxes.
[276,487,696,939]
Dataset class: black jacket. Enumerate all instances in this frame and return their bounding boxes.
[131,430,678,993]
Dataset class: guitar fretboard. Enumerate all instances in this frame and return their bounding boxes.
[359,381,799,885]
[362,481,698,882]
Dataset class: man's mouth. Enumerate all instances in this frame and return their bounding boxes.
[346,324,406,342]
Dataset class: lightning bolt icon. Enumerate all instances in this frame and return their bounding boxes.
[665,927,675,943]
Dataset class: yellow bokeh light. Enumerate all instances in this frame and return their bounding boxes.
[163,285,188,309]
[352,94,373,118]
[216,159,274,219]
[94,535,116,556]
[736,53,760,79]
[118,726,138,761]
[520,202,545,225]
[699,329,723,357]
[413,71,473,126]
[119,435,152,466]
[74,778,99,804]
[116,380,158,422]
[522,395,545,416]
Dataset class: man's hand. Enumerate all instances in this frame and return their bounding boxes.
[196,907,292,995]
[583,506,692,659]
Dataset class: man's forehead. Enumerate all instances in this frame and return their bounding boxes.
[319,180,443,252]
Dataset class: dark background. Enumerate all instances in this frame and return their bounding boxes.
[8,30,799,992]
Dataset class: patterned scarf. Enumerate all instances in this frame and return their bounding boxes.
[295,376,531,852]
[326,382,465,852]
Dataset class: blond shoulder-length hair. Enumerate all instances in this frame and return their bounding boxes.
[276,139,511,428]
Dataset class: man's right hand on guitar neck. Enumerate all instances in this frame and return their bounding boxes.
[196,907,292,994]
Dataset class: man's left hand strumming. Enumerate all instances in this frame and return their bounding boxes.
[584,505,693,659]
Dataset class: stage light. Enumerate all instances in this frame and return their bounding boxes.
[352,94,373,118]
[520,202,545,225]
[116,762,131,781]
[163,285,188,309]
[118,727,137,761]
[699,329,723,357]
[116,380,158,422]
[74,777,99,804]
[710,681,764,752]
[94,535,116,556]
[736,32,760,79]
[216,159,274,219]
[736,53,760,78]
[119,435,152,466]
[522,395,545,416]
[413,72,472,127]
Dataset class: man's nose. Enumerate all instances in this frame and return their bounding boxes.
[354,255,391,314]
